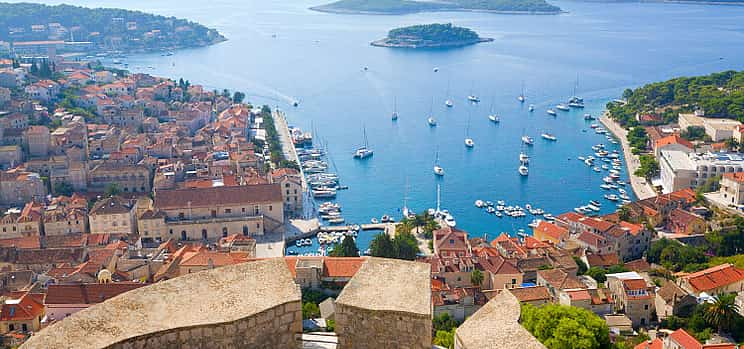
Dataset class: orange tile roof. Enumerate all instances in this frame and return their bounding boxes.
[619,221,644,236]
[634,339,663,349]
[681,263,744,293]
[323,257,365,278]
[0,291,44,321]
[508,286,551,302]
[565,289,592,301]
[655,134,694,150]
[534,221,568,241]
[723,171,744,183]
[669,329,702,349]
[0,236,41,249]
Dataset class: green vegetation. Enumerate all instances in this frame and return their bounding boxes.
[432,313,459,349]
[646,220,744,272]
[681,126,708,141]
[313,0,561,14]
[398,212,440,239]
[521,304,611,349]
[586,267,607,283]
[634,155,659,180]
[374,23,489,49]
[301,288,329,320]
[573,256,588,275]
[53,181,74,196]
[470,269,484,287]
[0,2,225,51]
[660,295,744,343]
[260,105,289,167]
[608,70,744,126]
[104,183,121,197]
[369,231,420,260]
[329,236,359,257]
[302,302,320,319]
[627,126,649,153]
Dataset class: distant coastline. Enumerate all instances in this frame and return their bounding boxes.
[371,23,493,49]
[371,37,494,49]
[310,0,563,15]
[310,7,564,15]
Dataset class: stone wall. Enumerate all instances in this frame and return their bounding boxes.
[106,302,301,349]
[334,257,432,349]
[20,258,302,349]
[335,304,431,349]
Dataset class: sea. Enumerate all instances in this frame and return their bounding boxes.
[16,0,744,253]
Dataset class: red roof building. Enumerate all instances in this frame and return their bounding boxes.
[679,263,744,296]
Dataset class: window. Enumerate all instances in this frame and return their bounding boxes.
[181,231,187,240]
[269,205,273,211]
[225,209,232,214]
[512,279,517,284]
[202,229,208,240]
[222,227,228,237]
[211,210,217,218]
[285,183,290,188]
[243,226,249,236]
[644,304,649,310]
[242,207,246,213]
[178,212,185,219]
[254,206,260,215]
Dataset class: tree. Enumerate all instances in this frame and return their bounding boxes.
[330,236,359,257]
[682,126,706,141]
[369,233,395,258]
[104,183,121,197]
[586,267,607,283]
[233,91,246,104]
[433,329,455,349]
[635,155,660,180]
[470,269,484,287]
[521,304,611,349]
[573,256,588,275]
[607,264,629,274]
[617,205,631,222]
[302,302,320,319]
[724,137,739,152]
[432,312,458,332]
[703,293,742,333]
[53,181,74,196]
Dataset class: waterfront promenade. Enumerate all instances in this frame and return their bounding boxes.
[599,114,656,200]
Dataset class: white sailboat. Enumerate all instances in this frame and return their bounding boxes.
[433,150,444,176]
[529,104,535,112]
[541,132,557,141]
[445,79,454,108]
[353,126,373,159]
[488,97,500,123]
[427,97,437,126]
[391,97,398,121]
[568,74,585,108]
[465,112,475,148]
[519,164,529,176]
[518,81,526,103]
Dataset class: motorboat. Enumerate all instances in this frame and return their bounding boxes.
[475,200,485,208]
[541,133,557,141]
[489,114,500,123]
[590,200,601,206]
[522,135,534,145]
[427,116,437,126]
[519,165,529,176]
[547,109,557,116]
[556,104,570,111]
[604,194,619,201]
[487,207,496,214]
[520,152,530,163]
[465,138,475,148]
[370,218,379,224]
[468,95,480,103]
[445,99,454,108]
[434,165,444,176]
[584,113,595,120]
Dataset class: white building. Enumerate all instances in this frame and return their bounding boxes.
[660,150,744,193]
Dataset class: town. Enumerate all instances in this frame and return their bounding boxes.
[0,41,743,349]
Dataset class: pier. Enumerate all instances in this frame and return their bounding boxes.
[284,222,395,243]
[273,109,307,192]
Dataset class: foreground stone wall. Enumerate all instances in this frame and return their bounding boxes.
[106,302,301,349]
[454,291,546,349]
[335,304,431,349]
[21,258,302,349]
[334,257,432,349]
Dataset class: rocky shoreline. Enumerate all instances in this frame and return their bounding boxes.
[370,37,494,49]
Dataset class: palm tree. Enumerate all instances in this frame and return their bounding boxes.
[470,269,484,288]
[704,293,742,333]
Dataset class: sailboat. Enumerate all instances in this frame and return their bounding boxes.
[529,104,535,112]
[401,179,415,219]
[391,97,399,121]
[427,97,437,126]
[488,97,500,123]
[433,150,444,176]
[519,144,529,176]
[541,132,557,141]
[518,81,526,103]
[568,74,585,108]
[353,126,373,159]
[521,133,534,146]
[445,80,454,108]
[465,112,475,147]
[434,184,456,227]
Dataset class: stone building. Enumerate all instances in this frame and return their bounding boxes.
[88,162,151,193]
[88,196,136,235]
[606,272,655,328]
[0,169,46,206]
[19,259,303,349]
[24,126,50,158]
[0,145,22,169]
[335,258,431,349]
[270,168,303,217]
[144,184,284,241]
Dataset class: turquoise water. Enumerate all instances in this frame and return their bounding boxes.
[18,0,744,251]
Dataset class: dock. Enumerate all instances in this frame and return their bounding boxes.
[285,222,395,243]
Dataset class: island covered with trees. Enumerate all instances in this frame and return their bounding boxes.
[371,23,493,49]
[311,0,562,15]
[607,70,744,128]
[0,3,226,54]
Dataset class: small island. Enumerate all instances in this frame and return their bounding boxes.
[0,3,226,54]
[311,0,562,15]
[371,23,493,49]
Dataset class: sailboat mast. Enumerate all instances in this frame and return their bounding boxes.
[436,184,441,213]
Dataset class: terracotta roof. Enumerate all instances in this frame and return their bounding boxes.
[577,231,607,248]
[0,236,41,249]
[323,257,365,278]
[508,286,551,302]
[656,282,691,303]
[624,259,651,272]
[538,269,586,290]
[154,184,282,209]
[178,251,247,267]
[534,221,568,241]
[16,248,84,265]
[634,338,663,349]
[681,263,744,293]
[579,217,615,233]
[45,283,145,305]
[90,196,133,216]
[723,172,744,183]
[434,226,470,254]
[565,289,592,301]
[0,292,44,321]
[655,134,694,150]
[557,212,585,223]
[669,329,703,349]
[586,253,619,268]
[668,209,704,229]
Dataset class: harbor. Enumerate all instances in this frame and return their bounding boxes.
[599,113,657,200]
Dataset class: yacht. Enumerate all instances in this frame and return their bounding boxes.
[529,104,535,112]
[433,151,445,176]
[464,113,474,148]
[465,138,474,148]
[547,109,557,116]
[392,97,399,121]
[541,133,557,141]
[584,113,595,120]
[519,164,529,176]
[556,104,570,111]
[488,114,500,123]
[353,126,373,159]
[427,116,437,127]
[518,81,526,103]
[520,152,529,163]
[521,135,534,145]
[568,96,585,108]
[391,111,398,121]
[604,194,619,201]
[468,95,480,103]
[445,99,454,108]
